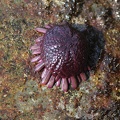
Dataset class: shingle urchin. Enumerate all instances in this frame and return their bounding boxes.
[30,22,104,92]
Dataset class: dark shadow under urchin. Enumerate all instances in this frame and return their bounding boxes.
[72,23,105,81]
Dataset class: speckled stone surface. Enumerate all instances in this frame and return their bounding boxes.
[0,0,119,120]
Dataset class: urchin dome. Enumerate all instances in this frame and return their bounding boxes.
[41,24,89,78]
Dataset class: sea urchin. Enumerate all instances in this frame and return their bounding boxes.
[30,22,104,92]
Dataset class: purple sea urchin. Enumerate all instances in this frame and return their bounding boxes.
[30,22,104,92]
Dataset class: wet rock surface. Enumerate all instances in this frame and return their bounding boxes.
[0,0,119,120]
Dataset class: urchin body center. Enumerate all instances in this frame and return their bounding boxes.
[42,25,89,78]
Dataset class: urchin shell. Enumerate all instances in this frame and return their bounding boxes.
[41,24,89,78]
[30,22,104,92]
